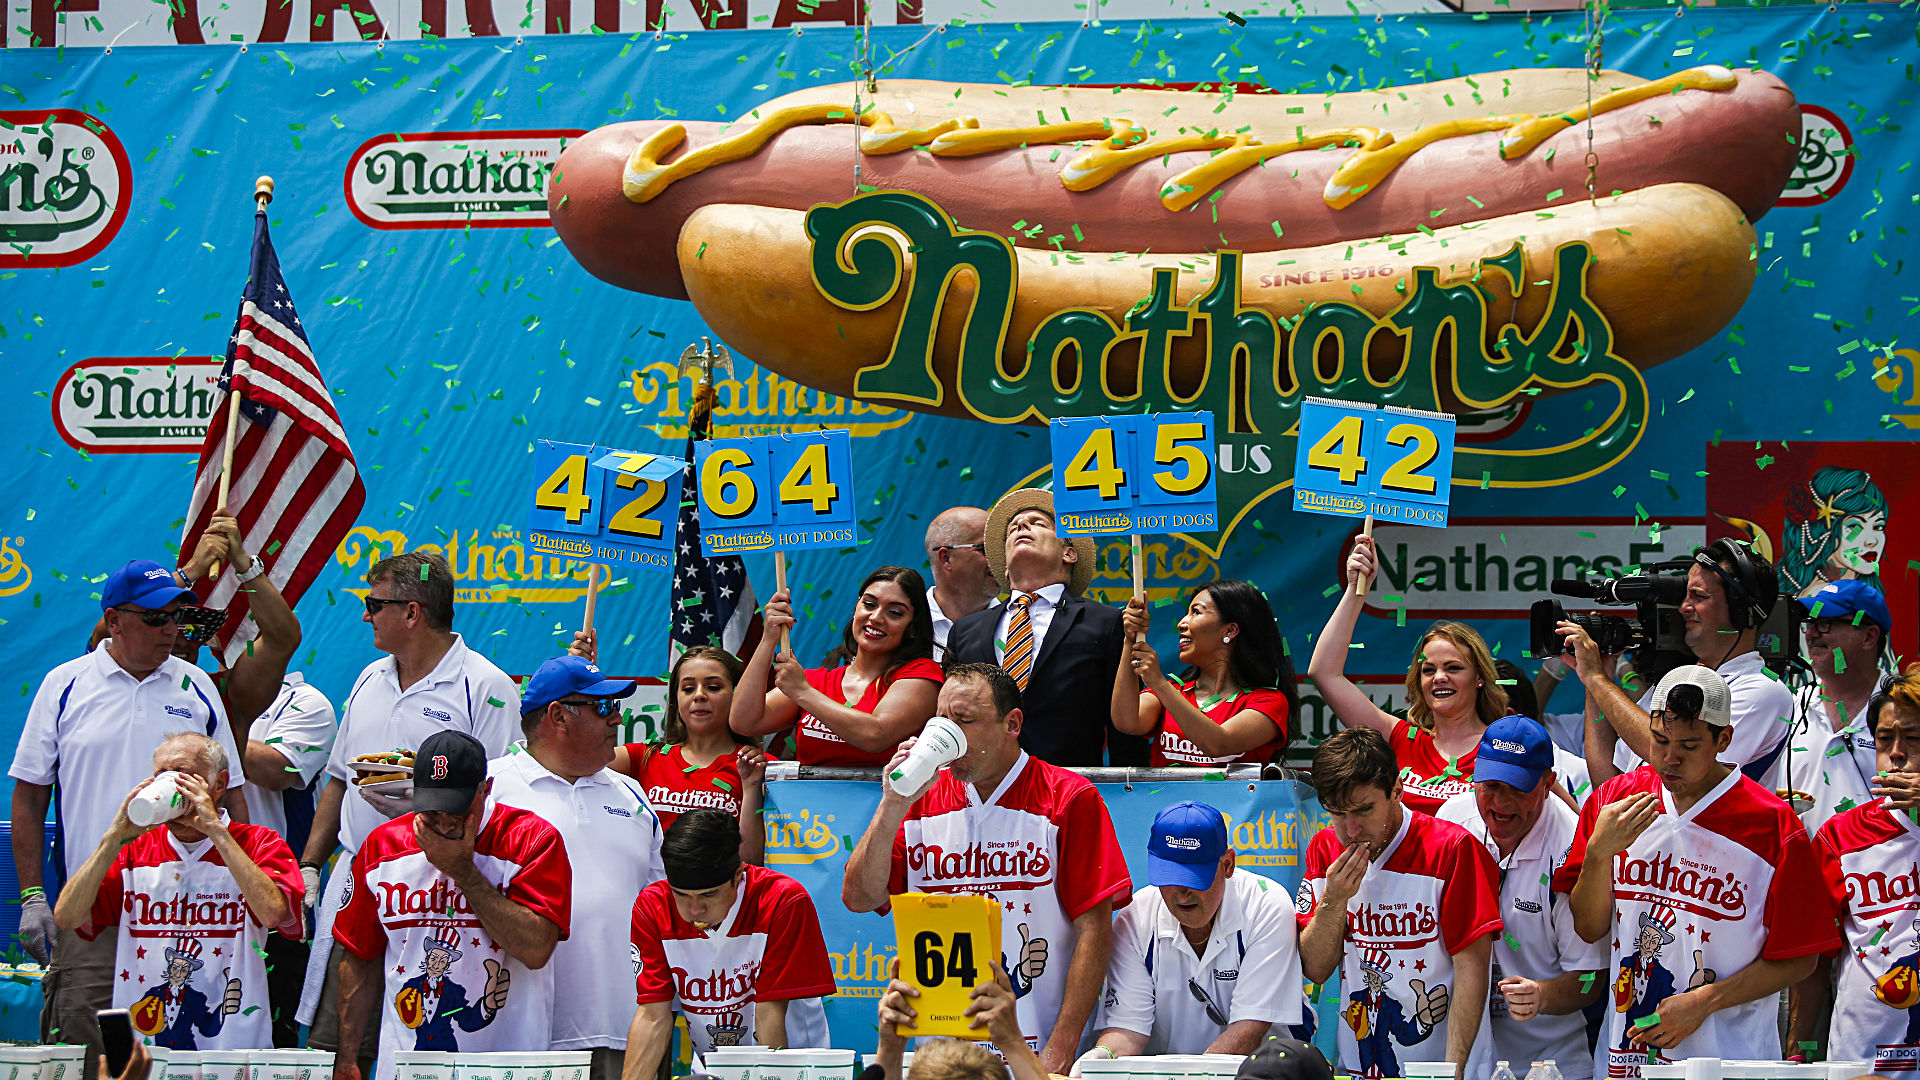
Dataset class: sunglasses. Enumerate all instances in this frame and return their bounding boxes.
[1805,616,1870,636]
[559,698,622,718]
[1187,978,1228,1027]
[115,605,228,642]
[364,596,412,617]
[936,543,986,554]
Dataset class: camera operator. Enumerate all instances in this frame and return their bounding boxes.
[1562,540,1794,789]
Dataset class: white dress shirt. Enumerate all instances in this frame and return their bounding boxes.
[993,582,1067,664]
[1783,676,1889,833]
[1438,792,1608,1080]
[927,585,1000,662]
[488,747,663,1050]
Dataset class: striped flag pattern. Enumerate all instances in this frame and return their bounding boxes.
[179,209,365,666]
[668,379,761,664]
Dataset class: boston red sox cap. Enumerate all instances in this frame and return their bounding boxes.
[412,730,488,814]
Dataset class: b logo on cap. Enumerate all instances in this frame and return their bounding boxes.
[430,755,449,780]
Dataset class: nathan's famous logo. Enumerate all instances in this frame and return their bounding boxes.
[1845,865,1920,919]
[124,891,246,927]
[804,193,1651,557]
[1223,809,1305,869]
[1359,518,1707,619]
[763,807,839,866]
[827,938,900,998]
[1779,105,1854,208]
[377,877,478,917]
[52,357,224,454]
[1347,901,1441,946]
[906,840,1054,886]
[628,360,911,439]
[0,537,30,599]
[345,131,581,230]
[1615,852,1748,920]
[1877,349,1920,430]
[1,110,132,269]
[335,525,601,605]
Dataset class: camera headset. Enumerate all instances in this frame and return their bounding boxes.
[1690,539,1778,665]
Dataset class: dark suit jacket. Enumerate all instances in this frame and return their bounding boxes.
[945,590,1147,767]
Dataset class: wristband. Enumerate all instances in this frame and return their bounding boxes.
[235,555,267,584]
[298,861,323,871]
[19,887,44,901]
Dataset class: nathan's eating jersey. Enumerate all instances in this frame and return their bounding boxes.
[630,863,836,1058]
[888,752,1132,1053]
[1815,798,1920,1072]
[1147,682,1291,768]
[332,802,572,1080]
[1389,719,1477,817]
[1553,766,1839,1079]
[793,659,943,768]
[79,818,304,1051]
[1296,811,1503,1080]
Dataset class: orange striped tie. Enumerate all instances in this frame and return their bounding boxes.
[1002,593,1036,690]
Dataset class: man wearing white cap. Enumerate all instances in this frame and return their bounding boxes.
[1554,665,1838,1079]
[1078,801,1303,1072]
[1437,716,1606,1078]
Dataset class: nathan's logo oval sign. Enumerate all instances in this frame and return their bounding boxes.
[0,110,132,269]
[52,357,225,454]
[345,130,581,229]
[1779,104,1854,208]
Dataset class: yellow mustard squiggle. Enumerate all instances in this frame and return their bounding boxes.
[619,65,1739,211]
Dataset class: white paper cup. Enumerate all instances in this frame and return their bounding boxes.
[40,1046,85,1080]
[0,1045,46,1080]
[888,717,966,796]
[162,1049,201,1080]
[750,1050,810,1080]
[248,1049,331,1080]
[196,1051,251,1080]
[447,1052,586,1080]
[128,772,188,828]
[389,1052,455,1080]
[693,1049,759,1080]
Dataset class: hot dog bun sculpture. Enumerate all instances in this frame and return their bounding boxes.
[550,69,1799,424]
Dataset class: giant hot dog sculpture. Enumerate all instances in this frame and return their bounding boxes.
[550,68,1799,425]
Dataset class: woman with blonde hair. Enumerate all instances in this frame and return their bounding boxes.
[1307,535,1509,815]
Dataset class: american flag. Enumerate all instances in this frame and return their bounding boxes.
[179,209,366,665]
[669,379,760,664]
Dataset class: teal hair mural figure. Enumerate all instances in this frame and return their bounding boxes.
[1780,467,1889,598]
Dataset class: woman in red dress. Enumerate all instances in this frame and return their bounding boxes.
[1109,579,1300,769]
[730,565,943,768]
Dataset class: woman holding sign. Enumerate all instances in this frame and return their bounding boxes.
[1308,535,1510,816]
[730,565,943,767]
[1109,580,1300,768]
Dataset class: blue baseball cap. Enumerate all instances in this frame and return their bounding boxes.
[101,560,193,613]
[1474,714,1555,793]
[1798,579,1892,637]
[1146,801,1230,889]
[520,655,638,716]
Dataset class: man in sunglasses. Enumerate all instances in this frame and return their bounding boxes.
[301,551,521,1074]
[923,506,999,662]
[1782,579,1895,833]
[9,559,250,1060]
[488,656,662,1080]
[1078,801,1303,1072]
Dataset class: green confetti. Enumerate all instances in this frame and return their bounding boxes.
[1634,1014,1661,1028]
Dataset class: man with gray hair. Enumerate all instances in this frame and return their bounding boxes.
[52,732,303,1051]
[298,551,520,1068]
[923,506,999,661]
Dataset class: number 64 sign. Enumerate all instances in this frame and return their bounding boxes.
[693,430,856,555]
[1291,398,1456,528]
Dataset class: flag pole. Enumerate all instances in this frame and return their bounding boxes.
[208,176,275,583]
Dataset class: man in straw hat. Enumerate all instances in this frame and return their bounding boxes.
[945,488,1145,766]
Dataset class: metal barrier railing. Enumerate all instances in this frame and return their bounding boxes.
[763,762,1305,785]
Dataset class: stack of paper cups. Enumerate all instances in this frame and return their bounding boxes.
[128,772,187,828]
[888,717,966,797]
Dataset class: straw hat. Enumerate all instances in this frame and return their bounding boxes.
[984,488,1096,597]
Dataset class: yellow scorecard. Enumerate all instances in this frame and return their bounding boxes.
[890,892,1003,1040]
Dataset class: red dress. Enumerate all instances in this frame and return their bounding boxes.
[1389,717,1477,816]
[617,742,752,830]
[1148,680,1291,767]
[792,657,943,767]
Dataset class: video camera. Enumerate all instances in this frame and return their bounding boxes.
[1529,562,1695,682]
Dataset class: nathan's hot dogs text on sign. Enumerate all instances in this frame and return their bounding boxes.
[1292,399,1457,529]
[890,892,1003,1040]
[551,71,1796,506]
[526,439,683,572]
[1048,413,1218,537]
[693,430,855,555]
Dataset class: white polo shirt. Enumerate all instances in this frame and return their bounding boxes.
[11,646,246,881]
[1782,678,1887,834]
[487,746,664,1051]
[927,586,999,662]
[994,582,1066,663]
[1098,870,1303,1054]
[325,633,520,854]
[243,674,338,840]
[1614,651,1794,788]
[1438,792,1608,1080]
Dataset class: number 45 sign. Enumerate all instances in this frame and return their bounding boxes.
[1292,398,1456,527]
[1049,412,1218,536]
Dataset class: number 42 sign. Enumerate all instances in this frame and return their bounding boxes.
[527,441,685,571]
[1292,398,1456,528]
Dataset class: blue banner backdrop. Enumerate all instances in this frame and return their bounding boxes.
[2,8,1916,798]
[760,777,1325,1051]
